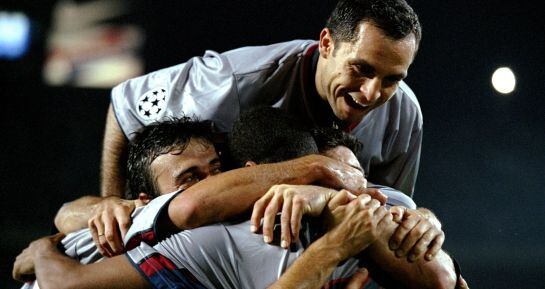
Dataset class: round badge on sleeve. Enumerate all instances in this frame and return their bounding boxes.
[137,87,168,120]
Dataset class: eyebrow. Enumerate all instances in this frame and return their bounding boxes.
[173,157,221,181]
[350,59,406,80]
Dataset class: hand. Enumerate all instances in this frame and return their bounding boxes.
[312,155,387,204]
[13,233,64,282]
[251,184,338,247]
[345,268,370,289]
[323,194,392,260]
[388,206,445,262]
[88,196,144,257]
[458,275,470,289]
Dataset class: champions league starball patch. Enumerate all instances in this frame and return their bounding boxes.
[137,87,167,120]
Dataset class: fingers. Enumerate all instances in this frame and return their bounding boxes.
[353,194,372,207]
[327,189,356,211]
[389,212,419,253]
[345,268,369,289]
[88,217,108,257]
[389,211,445,262]
[262,191,283,244]
[405,223,435,262]
[458,276,470,289]
[103,213,124,254]
[397,219,431,260]
[116,210,132,240]
[389,206,406,223]
[280,193,293,248]
[424,231,445,261]
[250,190,274,233]
[365,188,387,204]
[50,232,66,244]
[290,196,304,243]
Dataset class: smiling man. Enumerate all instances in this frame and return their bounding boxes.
[101,0,423,204]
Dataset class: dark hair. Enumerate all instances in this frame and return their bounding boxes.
[326,0,421,49]
[126,117,215,199]
[311,126,363,155]
[227,107,318,167]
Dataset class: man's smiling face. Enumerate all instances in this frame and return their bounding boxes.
[316,21,417,124]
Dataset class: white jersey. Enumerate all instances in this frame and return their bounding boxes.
[125,189,414,289]
[111,40,423,196]
[20,192,181,289]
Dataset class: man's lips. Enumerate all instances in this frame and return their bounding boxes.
[343,92,371,110]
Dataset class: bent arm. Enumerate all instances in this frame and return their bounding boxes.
[34,251,148,289]
[167,154,365,229]
[364,219,456,289]
[101,103,128,197]
[54,196,103,233]
[267,233,344,289]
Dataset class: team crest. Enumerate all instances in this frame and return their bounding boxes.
[137,87,168,120]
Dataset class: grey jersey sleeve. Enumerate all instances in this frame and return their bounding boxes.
[110,52,239,139]
[354,81,423,196]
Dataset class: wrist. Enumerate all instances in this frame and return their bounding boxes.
[316,231,350,263]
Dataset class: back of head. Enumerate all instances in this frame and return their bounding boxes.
[228,107,318,167]
[311,126,363,154]
[127,117,215,199]
[327,0,421,48]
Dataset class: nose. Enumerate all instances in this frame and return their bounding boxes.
[197,166,214,180]
[359,78,381,103]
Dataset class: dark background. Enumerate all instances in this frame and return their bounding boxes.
[2,1,544,288]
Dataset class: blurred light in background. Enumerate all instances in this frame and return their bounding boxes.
[492,67,516,94]
[0,11,31,60]
[43,0,144,88]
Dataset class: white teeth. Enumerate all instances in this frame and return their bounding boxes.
[348,93,369,108]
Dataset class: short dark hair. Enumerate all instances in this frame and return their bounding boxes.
[311,126,363,155]
[127,117,215,199]
[326,0,421,48]
[227,107,318,167]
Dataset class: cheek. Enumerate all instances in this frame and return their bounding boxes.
[381,86,399,102]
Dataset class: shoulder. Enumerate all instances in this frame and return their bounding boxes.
[378,81,422,130]
[397,81,423,125]
[222,39,316,74]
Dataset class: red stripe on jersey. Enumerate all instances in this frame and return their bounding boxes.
[138,253,177,277]
[126,229,156,250]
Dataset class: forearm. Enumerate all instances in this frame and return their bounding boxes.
[34,249,83,289]
[100,104,128,197]
[365,221,456,289]
[268,234,343,289]
[54,196,102,233]
[35,251,148,289]
[168,155,328,229]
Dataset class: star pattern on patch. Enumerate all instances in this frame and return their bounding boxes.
[137,87,168,120]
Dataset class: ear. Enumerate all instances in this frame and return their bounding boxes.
[319,28,335,59]
[245,161,257,167]
[137,192,152,205]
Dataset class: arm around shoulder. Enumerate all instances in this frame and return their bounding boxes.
[101,103,128,197]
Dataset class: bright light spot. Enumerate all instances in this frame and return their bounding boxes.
[0,12,31,59]
[491,67,516,94]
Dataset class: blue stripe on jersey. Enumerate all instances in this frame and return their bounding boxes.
[126,252,206,289]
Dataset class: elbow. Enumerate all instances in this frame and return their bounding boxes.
[430,272,457,289]
[422,263,457,289]
[53,206,71,234]
[168,197,201,229]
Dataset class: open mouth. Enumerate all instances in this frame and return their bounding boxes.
[344,93,370,111]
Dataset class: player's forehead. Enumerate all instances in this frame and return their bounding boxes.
[321,145,362,171]
[150,137,218,174]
